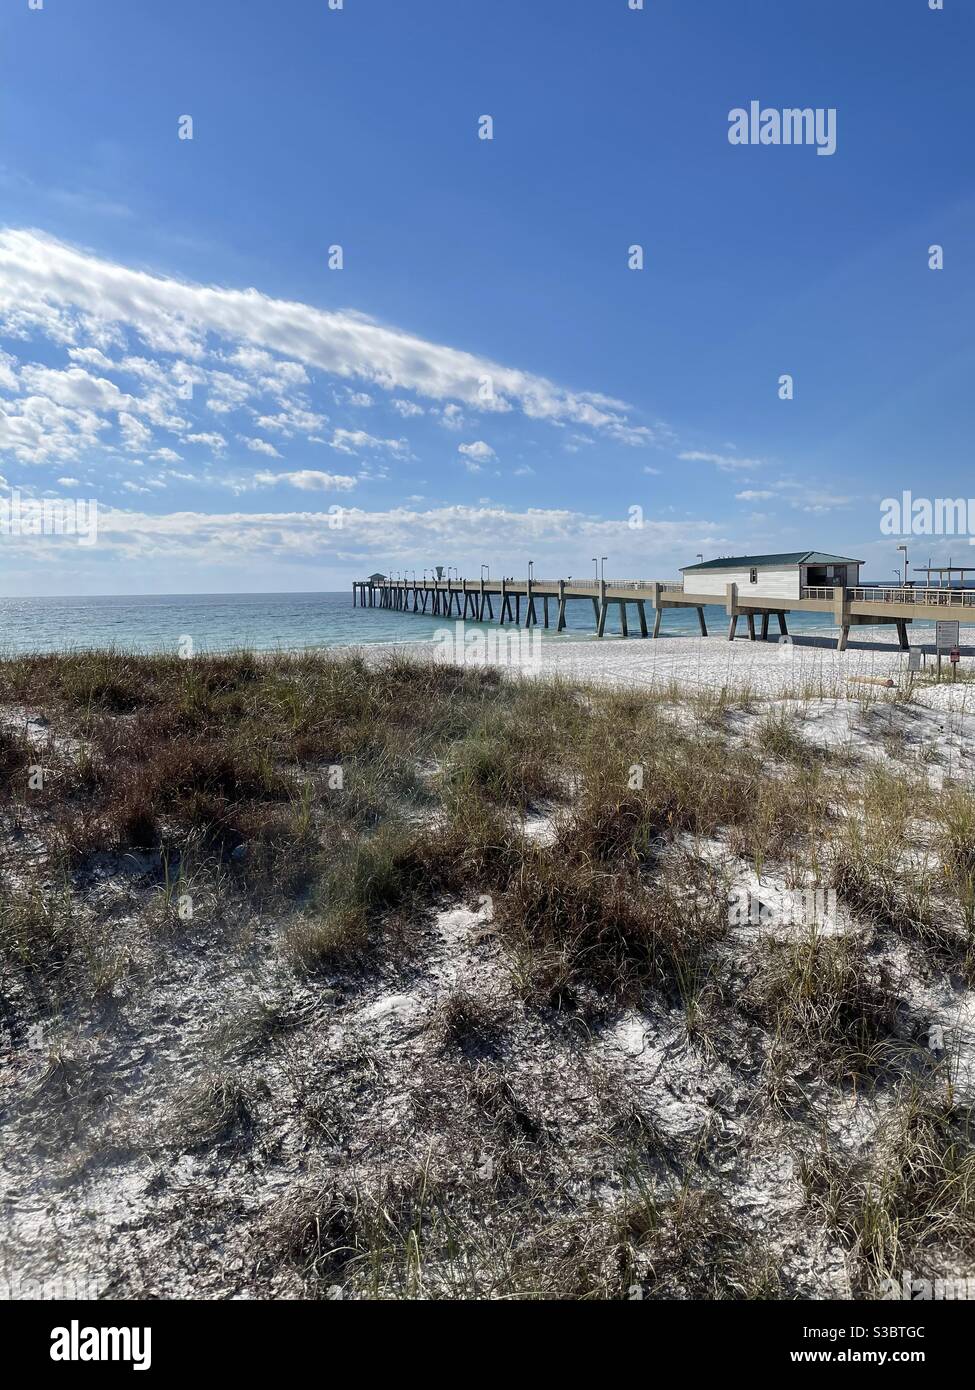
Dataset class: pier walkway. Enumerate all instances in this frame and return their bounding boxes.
[352,576,975,650]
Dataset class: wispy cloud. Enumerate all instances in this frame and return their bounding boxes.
[0,228,662,440]
[679,450,764,473]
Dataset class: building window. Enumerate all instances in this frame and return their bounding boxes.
[749,568,758,584]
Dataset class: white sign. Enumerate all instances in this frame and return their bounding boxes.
[936,620,960,651]
[908,649,922,672]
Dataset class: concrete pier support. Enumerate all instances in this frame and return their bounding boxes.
[697,606,707,636]
[637,600,649,637]
[725,583,739,641]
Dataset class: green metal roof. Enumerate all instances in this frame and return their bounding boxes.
[680,551,863,573]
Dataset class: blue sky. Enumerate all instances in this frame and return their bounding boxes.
[0,0,971,594]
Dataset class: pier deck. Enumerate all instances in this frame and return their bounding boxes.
[352,577,975,650]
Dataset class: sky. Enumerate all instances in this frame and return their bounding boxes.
[0,0,972,595]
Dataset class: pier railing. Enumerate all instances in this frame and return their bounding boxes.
[550,579,682,592]
[377,577,683,592]
[801,584,975,608]
[850,586,975,607]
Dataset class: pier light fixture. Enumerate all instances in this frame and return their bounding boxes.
[897,544,909,587]
[592,555,608,582]
[696,553,704,564]
[481,564,490,581]
[528,560,534,581]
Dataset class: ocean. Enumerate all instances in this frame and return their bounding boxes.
[0,589,959,656]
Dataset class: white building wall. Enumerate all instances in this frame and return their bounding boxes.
[682,566,801,600]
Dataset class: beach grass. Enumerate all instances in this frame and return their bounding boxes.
[2,645,974,1299]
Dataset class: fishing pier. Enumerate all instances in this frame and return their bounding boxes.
[353,552,975,650]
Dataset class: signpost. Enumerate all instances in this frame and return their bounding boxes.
[936,620,960,651]
[936,620,961,676]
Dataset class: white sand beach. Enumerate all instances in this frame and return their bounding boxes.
[364,626,975,712]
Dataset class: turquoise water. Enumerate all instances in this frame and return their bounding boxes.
[0,590,958,656]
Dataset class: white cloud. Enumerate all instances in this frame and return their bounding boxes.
[254,406,328,437]
[70,503,727,571]
[226,346,308,390]
[391,398,424,418]
[19,363,136,415]
[0,349,17,392]
[239,435,282,458]
[330,428,409,457]
[183,431,227,452]
[252,469,358,492]
[735,489,774,501]
[0,229,665,440]
[119,411,153,452]
[0,394,108,464]
[207,370,253,415]
[679,450,763,473]
[458,441,496,462]
[334,386,373,408]
[67,346,115,371]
